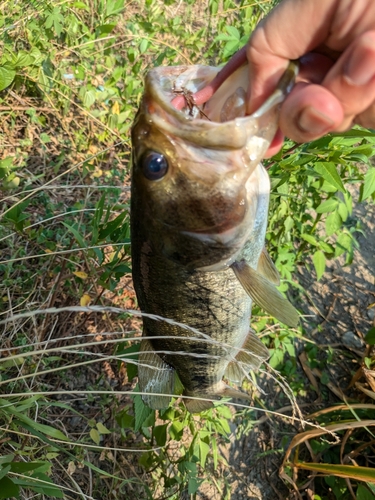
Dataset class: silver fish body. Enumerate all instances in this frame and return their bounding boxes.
[131,62,298,412]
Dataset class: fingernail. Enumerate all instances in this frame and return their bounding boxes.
[344,39,375,85]
[298,106,335,135]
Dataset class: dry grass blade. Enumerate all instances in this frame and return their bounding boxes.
[356,382,375,400]
[294,461,375,484]
[282,420,375,466]
[280,420,375,493]
[308,403,375,419]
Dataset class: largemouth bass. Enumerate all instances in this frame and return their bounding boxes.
[131,57,299,413]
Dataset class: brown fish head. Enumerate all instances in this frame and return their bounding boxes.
[131,64,294,270]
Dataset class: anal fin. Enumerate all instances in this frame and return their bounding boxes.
[225,329,269,384]
[138,337,175,410]
[257,247,280,285]
[231,260,299,327]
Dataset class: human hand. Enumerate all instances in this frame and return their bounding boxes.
[246,0,375,156]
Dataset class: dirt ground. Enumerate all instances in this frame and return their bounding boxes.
[197,188,375,500]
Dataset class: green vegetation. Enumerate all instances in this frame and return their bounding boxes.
[1,0,375,498]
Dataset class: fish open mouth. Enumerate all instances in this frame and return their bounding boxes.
[144,57,298,159]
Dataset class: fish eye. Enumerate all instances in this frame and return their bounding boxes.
[140,151,168,181]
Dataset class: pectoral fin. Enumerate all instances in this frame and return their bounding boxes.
[257,247,280,285]
[231,260,299,327]
[225,329,269,384]
[138,337,175,410]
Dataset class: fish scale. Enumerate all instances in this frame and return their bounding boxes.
[133,250,252,401]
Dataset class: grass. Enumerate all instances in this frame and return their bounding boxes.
[1,0,375,499]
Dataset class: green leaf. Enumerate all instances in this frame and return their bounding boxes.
[284,215,294,232]
[0,455,15,466]
[112,264,132,275]
[319,241,334,253]
[14,413,69,441]
[362,167,375,201]
[169,420,184,440]
[338,129,375,137]
[90,428,100,445]
[153,424,168,446]
[133,391,154,432]
[337,202,348,222]
[40,133,51,144]
[139,39,149,54]
[325,211,342,236]
[105,0,124,17]
[0,67,16,91]
[212,437,219,470]
[97,24,116,36]
[343,191,353,215]
[300,233,319,246]
[14,473,63,498]
[316,198,338,213]
[314,162,345,193]
[14,52,35,68]
[0,465,11,482]
[0,157,13,177]
[223,39,240,58]
[10,462,50,474]
[357,484,375,500]
[209,0,219,14]
[199,440,210,468]
[72,1,90,9]
[98,212,127,239]
[0,476,19,499]
[96,422,111,434]
[268,348,284,369]
[335,232,352,257]
[142,409,155,428]
[313,251,326,280]
[63,222,87,248]
[188,477,199,495]
[83,89,96,108]
[364,327,375,346]
[225,25,240,39]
